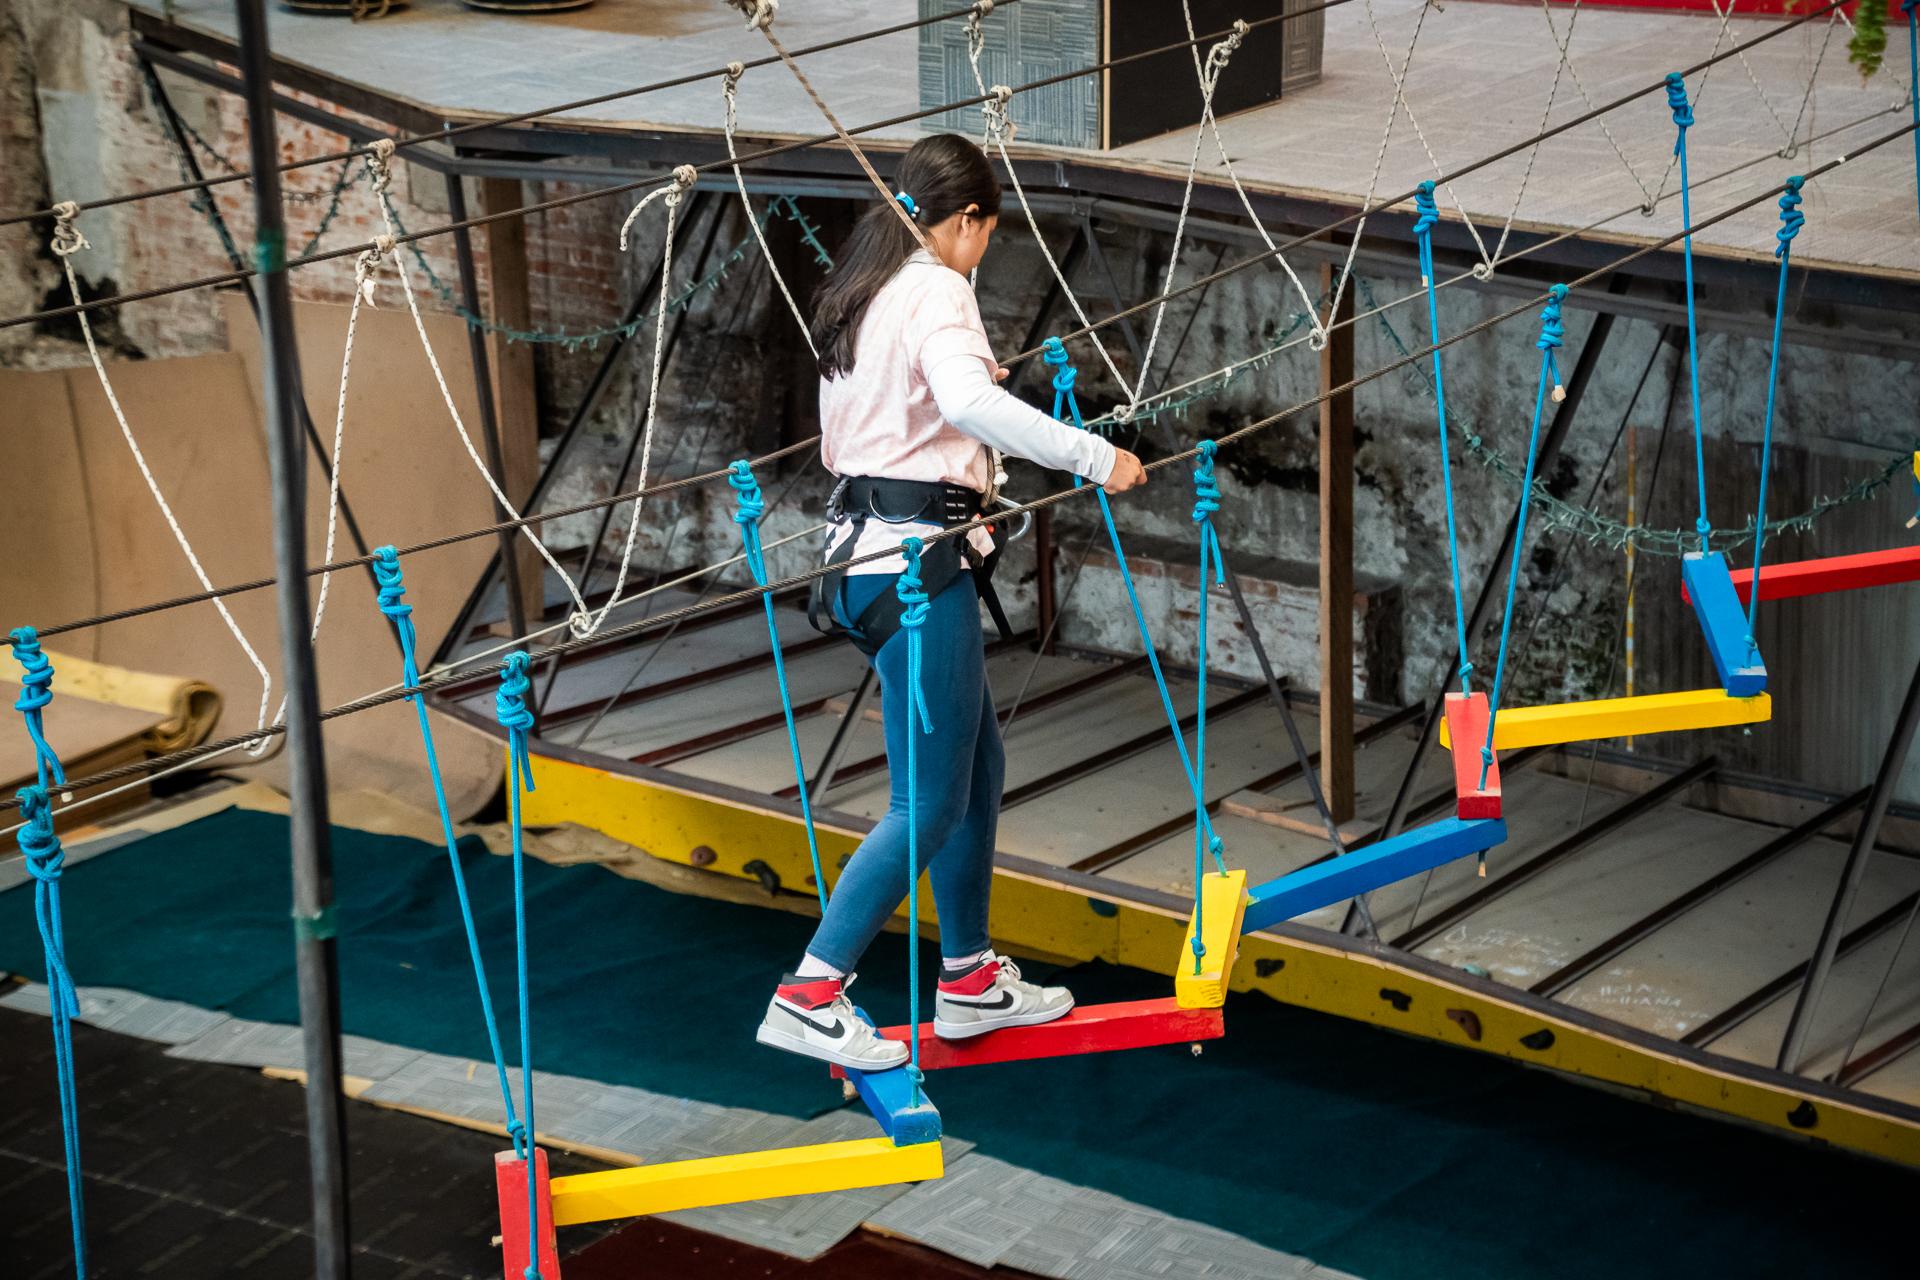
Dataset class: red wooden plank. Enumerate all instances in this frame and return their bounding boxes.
[1445,692,1502,820]
[828,999,1223,1077]
[496,1148,562,1280]
[1681,545,1920,606]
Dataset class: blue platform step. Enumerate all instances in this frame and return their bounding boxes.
[1682,551,1767,697]
[1243,818,1509,934]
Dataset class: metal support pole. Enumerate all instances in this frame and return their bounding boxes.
[1377,281,1626,841]
[232,4,349,1276]
[1318,260,1357,823]
[1777,651,1920,1073]
[443,173,532,643]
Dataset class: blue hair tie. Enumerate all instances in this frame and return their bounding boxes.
[894,191,920,220]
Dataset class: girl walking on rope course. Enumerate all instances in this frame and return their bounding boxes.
[757,134,1148,1070]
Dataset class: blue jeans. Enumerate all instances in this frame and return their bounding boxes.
[803,572,1003,972]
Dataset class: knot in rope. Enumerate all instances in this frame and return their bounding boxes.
[17,785,66,886]
[371,546,412,623]
[1041,336,1075,395]
[10,627,66,788]
[728,460,766,526]
[366,137,396,193]
[1775,176,1805,258]
[1470,261,1496,282]
[1664,72,1693,146]
[666,164,698,208]
[505,1117,530,1158]
[1204,20,1250,83]
[1536,284,1568,354]
[982,84,1015,143]
[1411,180,1439,239]
[49,202,88,258]
[495,651,537,788]
[895,539,935,733]
[1905,0,1916,16]
[11,627,54,717]
[723,60,745,93]
[1190,439,1222,526]
[727,0,776,30]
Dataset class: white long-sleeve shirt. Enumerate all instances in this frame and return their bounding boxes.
[819,252,1116,574]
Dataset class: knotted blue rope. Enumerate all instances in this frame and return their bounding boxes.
[1411,183,1476,697]
[1745,177,1804,663]
[18,784,86,1277]
[11,628,67,789]
[1479,286,1568,789]
[895,539,933,1104]
[495,650,543,1280]
[1906,0,1918,221]
[1187,442,1230,973]
[730,461,830,912]
[1667,71,1711,553]
[1042,337,1226,872]
[370,549,537,1273]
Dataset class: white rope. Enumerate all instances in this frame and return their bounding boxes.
[265,244,374,731]
[362,142,596,634]
[721,64,818,357]
[1708,0,1797,149]
[1490,0,1586,269]
[1535,0,1656,208]
[1178,3,1326,349]
[49,202,276,754]
[1780,12,1842,159]
[963,7,1126,400]
[1644,0,1744,213]
[589,163,700,638]
[1360,0,1495,275]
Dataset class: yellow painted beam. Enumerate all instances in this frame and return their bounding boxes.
[549,1137,943,1226]
[1439,688,1771,751]
[517,751,1920,1169]
[1176,870,1248,1008]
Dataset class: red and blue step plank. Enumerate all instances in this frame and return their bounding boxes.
[1682,544,1920,606]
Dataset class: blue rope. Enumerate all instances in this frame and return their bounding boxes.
[1745,177,1804,662]
[1479,285,1567,789]
[1667,71,1711,553]
[730,461,830,912]
[1041,338,1226,875]
[370,549,537,1272]
[1188,441,1229,975]
[1907,0,1919,222]
[895,539,934,1106]
[17,779,86,1275]
[1411,183,1476,697]
[495,652,542,1280]
[11,627,68,790]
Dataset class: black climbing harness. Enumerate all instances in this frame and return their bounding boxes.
[808,475,1015,656]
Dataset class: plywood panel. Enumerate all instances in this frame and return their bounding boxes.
[0,367,102,660]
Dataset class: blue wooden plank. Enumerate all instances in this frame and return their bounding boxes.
[844,1008,942,1147]
[1682,552,1767,697]
[1243,818,1509,934]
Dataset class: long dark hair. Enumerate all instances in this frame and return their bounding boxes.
[810,133,1001,379]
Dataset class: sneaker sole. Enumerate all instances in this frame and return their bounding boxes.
[755,1022,909,1072]
[933,997,1076,1041]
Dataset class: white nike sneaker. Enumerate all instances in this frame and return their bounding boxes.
[755,972,910,1071]
[933,953,1074,1040]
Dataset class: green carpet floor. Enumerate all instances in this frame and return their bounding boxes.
[0,805,1907,1278]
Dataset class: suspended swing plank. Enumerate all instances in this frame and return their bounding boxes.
[496,1150,562,1280]
[829,999,1224,1076]
[1681,552,1767,696]
[1682,544,1920,606]
[1444,692,1502,819]
[542,1137,944,1228]
[842,1024,942,1144]
[1439,688,1770,751]
[1242,818,1508,934]
[1177,869,1249,1009]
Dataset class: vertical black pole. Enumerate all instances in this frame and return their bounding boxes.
[1777,652,1920,1073]
[233,4,351,1276]
[444,172,532,643]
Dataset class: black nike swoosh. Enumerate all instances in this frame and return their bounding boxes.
[779,1003,846,1037]
[947,991,1014,1011]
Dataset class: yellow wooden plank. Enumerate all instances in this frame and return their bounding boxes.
[1438,689,1771,750]
[522,751,1920,1169]
[548,1137,943,1226]
[1175,870,1248,1009]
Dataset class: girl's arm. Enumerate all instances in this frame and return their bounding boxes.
[926,353,1118,484]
